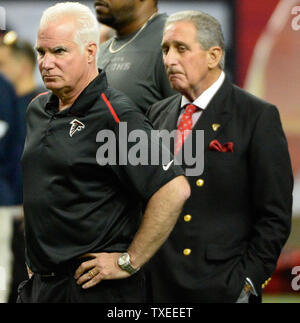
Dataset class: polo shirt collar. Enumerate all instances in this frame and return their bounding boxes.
[45,69,108,116]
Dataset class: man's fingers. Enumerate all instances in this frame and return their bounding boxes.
[78,253,96,259]
[76,268,98,285]
[82,273,103,289]
[74,259,95,279]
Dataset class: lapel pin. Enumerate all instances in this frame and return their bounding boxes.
[212,123,221,131]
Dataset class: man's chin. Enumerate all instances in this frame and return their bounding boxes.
[97,15,116,27]
[43,82,61,91]
[170,81,185,94]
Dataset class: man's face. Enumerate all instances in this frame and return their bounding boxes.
[0,46,23,85]
[94,0,136,28]
[162,21,210,96]
[36,19,89,93]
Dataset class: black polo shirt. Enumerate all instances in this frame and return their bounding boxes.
[22,71,183,273]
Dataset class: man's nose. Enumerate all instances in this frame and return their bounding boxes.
[163,48,178,67]
[41,52,55,70]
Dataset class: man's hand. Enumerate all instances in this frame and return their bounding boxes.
[74,175,190,290]
[74,252,130,289]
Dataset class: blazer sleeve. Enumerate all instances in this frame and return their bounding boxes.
[241,104,293,293]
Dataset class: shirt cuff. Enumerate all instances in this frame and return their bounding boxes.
[246,277,258,296]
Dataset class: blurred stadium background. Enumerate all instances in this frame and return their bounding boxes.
[0,0,299,303]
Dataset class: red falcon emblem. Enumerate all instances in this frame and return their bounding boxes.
[69,119,85,137]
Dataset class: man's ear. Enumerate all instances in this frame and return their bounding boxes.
[86,42,98,63]
[207,46,222,69]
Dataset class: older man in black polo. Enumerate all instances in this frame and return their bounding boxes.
[18,2,190,303]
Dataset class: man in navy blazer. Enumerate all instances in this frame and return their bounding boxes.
[145,10,293,303]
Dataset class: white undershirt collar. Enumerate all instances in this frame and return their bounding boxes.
[180,71,225,110]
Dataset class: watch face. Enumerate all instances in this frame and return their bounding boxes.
[118,253,129,266]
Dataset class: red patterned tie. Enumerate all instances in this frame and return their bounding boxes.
[174,104,198,155]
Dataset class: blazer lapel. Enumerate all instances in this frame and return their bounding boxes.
[160,95,182,132]
[180,77,234,171]
[158,79,234,162]
[193,76,233,148]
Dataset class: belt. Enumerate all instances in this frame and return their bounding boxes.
[34,258,87,278]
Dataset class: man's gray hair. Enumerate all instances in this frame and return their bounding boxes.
[39,2,100,55]
[165,10,225,70]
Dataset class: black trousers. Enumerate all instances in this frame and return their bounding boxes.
[17,269,146,303]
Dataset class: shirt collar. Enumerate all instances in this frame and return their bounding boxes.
[181,71,225,110]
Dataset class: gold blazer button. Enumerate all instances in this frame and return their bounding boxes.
[183,248,192,256]
[184,214,192,222]
[196,179,205,187]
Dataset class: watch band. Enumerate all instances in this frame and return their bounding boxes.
[121,262,139,275]
[118,252,140,275]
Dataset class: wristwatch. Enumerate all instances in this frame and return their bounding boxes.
[118,252,140,275]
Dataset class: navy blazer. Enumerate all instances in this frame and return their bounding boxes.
[145,77,293,303]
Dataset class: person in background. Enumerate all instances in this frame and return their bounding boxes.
[0,31,39,101]
[0,31,45,303]
[146,10,293,303]
[18,2,190,303]
[0,73,19,303]
[0,31,45,190]
[94,0,176,113]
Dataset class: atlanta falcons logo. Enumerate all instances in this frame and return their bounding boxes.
[69,119,85,137]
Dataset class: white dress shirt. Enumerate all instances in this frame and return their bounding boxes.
[178,71,225,126]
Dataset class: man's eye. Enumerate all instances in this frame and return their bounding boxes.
[162,47,169,55]
[178,46,186,52]
[54,48,66,54]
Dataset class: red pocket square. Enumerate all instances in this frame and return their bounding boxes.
[209,139,234,152]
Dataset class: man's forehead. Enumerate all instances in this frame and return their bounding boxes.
[38,20,76,41]
[165,20,196,30]
[162,21,197,44]
[37,32,77,50]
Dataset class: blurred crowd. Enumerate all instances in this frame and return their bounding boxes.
[0,29,45,302]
